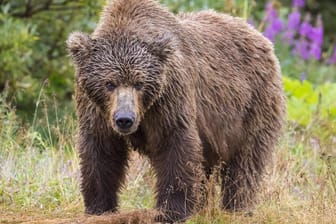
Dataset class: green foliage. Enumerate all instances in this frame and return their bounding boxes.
[275,42,336,83]
[161,0,254,18]
[0,92,79,209]
[161,0,227,12]
[278,0,336,43]
[0,11,37,101]
[284,76,336,127]
[0,0,103,115]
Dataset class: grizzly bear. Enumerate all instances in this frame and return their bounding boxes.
[66,0,286,222]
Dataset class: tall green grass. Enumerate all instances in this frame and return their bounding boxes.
[0,91,80,210]
[0,90,155,213]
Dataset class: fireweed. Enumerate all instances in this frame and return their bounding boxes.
[258,0,335,65]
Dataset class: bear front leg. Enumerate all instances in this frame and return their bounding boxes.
[78,132,128,215]
[151,128,205,223]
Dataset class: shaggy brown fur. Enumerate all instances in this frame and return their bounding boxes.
[66,0,286,222]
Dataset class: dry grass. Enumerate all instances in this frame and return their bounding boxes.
[0,208,158,224]
[1,94,336,224]
[188,124,336,224]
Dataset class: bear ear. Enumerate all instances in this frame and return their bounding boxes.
[66,31,92,66]
[147,33,176,62]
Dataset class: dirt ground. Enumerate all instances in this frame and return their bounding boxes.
[0,209,159,224]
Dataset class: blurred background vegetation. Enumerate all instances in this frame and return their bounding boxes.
[0,1,336,222]
[0,0,335,121]
[0,0,103,118]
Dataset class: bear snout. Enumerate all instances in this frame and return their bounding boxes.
[114,112,135,131]
[110,87,140,135]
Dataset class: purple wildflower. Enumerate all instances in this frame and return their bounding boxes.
[263,2,283,42]
[272,18,283,32]
[309,26,323,45]
[248,18,255,28]
[265,2,277,20]
[300,72,307,82]
[261,0,327,62]
[327,46,336,64]
[293,0,305,8]
[264,27,276,42]
[264,19,284,42]
[308,15,323,60]
[308,15,323,45]
[291,15,312,60]
[293,37,310,60]
[282,30,296,44]
[299,21,312,37]
[282,9,301,44]
[310,43,322,60]
[287,10,301,30]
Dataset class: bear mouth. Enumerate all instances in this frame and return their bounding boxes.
[113,122,138,136]
[116,127,136,135]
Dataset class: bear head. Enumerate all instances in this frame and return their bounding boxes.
[67,31,176,135]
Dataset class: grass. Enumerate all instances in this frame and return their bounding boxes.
[189,125,336,224]
[0,90,335,224]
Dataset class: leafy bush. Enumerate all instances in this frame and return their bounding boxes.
[0,11,37,102]
[0,1,103,114]
[284,76,336,126]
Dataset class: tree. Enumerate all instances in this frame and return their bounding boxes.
[0,0,103,113]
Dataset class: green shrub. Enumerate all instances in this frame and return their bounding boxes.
[284,76,336,126]
[0,12,38,101]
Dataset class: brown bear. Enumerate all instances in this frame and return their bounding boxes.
[66,0,286,222]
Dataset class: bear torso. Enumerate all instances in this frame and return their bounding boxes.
[126,10,284,166]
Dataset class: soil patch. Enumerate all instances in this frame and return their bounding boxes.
[0,209,158,224]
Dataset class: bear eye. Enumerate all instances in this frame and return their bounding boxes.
[106,82,116,91]
[134,82,144,91]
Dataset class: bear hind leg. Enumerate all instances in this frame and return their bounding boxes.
[220,132,274,211]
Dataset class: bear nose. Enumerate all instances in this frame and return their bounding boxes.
[115,114,134,130]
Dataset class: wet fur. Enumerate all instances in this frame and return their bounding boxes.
[67,0,286,222]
